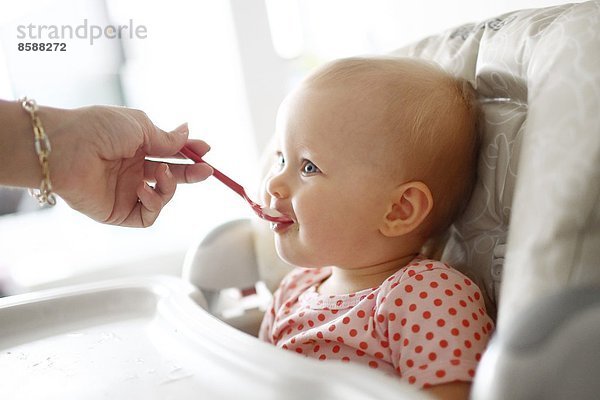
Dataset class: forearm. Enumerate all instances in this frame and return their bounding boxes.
[0,99,71,191]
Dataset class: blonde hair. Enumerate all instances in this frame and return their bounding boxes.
[305,57,481,238]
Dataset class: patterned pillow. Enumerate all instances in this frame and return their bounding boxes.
[391,0,600,324]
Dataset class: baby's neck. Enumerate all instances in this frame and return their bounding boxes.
[316,253,419,296]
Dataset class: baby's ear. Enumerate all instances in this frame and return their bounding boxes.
[379,181,433,238]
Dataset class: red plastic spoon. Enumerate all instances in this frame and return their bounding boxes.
[179,146,292,223]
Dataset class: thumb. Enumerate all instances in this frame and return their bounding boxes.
[143,123,189,157]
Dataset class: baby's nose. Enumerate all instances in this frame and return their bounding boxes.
[266,171,289,199]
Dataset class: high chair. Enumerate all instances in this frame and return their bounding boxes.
[1,2,598,399]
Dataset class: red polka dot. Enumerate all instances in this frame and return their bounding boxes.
[428,352,437,361]
[430,281,439,288]
[394,298,403,307]
[449,307,457,315]
[295,348,303,354]
[392,333,401,341]
[332,345,340,353]
[426,332,434,340]
[403,338,410,346]
[381,340,389,348]
[401,318,407,326]
[406,359,414,367]
[454,349,462,357]
[357,310,366,318]
[426,263,434,269]
[440,273,449,280]
[337,336,344,343]
[375,352,384,359]
[328,324,336,332]
[465,340,472,348]
[297,324,304,330]
[436,370,446,378]
[459,300,467,307]
[415,345,423,354]
[298,312,305,317]
[487,322,493,331]
[307,320,314,327]
[476,353,482,361]
[423,311,431,319]
[342,357,350,362]
[415,274,424,281]
[343,317,350,324]
[474,332,481,341]
[317,314,325,321]
[451,328,460,336]
[356,349,365,356]
[409,304,417,312]
[405,285,414,293]
[349,329,357,337]
[464,279,472,286]
[408,269,416,277]
[419,291,428,299]
[319,354,326,360]
[454,284,462,291]
[445,289,454,296]
[472,312,479,321]
[377,314,385,323]
[313,345,320,352]
[359,341,368,350]
[474,292,481,300]
[468,369,475,377]
[366,293,375,300]
[412,324,420,333]
[437,319,446,327]
[450,359,460,366]
[434,299,443,307]
[316,332,324,339]
[462,319,470,328]
[439,339,448,348]
[408,376,416,384]
[389,313,396,321]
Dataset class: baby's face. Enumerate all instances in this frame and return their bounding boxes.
[264,84,400,269]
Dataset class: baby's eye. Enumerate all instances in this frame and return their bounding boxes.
[301,160,321,176]
[275,152,285,168]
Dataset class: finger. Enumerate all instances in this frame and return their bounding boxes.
[144,160,213,183]
[143,122,189,157]
[159,138,211,160]
[134,163,177,227]
[135,182,162,227]
[154,163,177,204]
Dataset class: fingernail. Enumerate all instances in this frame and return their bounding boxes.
[173,123,189,135]
[164,164,172,177]
[144,182,153,192]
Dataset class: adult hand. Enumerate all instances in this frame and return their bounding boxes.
[46,105,213,227]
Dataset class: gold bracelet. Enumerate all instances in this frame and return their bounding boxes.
[19,97,56,206]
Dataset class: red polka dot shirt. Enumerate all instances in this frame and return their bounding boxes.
[259,256,494,389]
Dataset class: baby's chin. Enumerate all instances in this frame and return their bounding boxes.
[274,243,325,269]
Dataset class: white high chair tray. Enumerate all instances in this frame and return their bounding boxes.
[0,276,428,400]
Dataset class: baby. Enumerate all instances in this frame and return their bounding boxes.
[259,57,493,400]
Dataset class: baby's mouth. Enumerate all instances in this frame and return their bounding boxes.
[270,219,295,233]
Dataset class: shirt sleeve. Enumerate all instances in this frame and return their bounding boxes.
[377,265,494,388]
[259,295,277,342]
[258,267,306,343]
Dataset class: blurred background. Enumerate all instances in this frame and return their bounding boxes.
[0,0,578,294]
